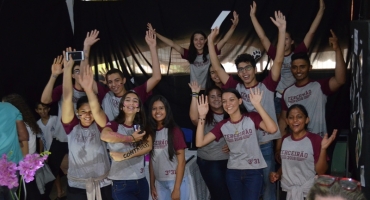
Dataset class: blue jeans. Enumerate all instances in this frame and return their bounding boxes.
[274,97,282,115]
[260,141,276,200]
[112,178,149,200]
[156,176,189,200]
[197,157,231,200]
[226,168,263,200]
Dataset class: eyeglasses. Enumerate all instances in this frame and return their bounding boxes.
[237,65,253,73]
[315,175,361,191]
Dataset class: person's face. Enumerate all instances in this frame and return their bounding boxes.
[222,92,242,115]
[72,65,81,83]
[284,32,294,52]
[107,73,126,95]
[237,62,256,86]
[77,103,94,126]
[122,93,140,114]
[286,107,309,134]
[151,100,166,125]
[291,59,312,82]
[193,33,207,52]
[210,66,221,84]
[208,89,222,110]
[35,104,50,118]
[315,196,346,200]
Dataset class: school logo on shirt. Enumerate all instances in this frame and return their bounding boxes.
[75,129,97,143]
[110,98,120,109]
[224,129,253,143]
[280,150,308,161]
[287,90,312,104]
[50,126,55,132]
[154,139,168,149]
[193,59,210,68]
[240,92,250,102]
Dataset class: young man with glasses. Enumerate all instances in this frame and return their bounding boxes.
[208,11,286,200]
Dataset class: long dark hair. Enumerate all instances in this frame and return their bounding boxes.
[188,31,208,64]
[285,104,309,134]
[114,91,146,129]
[221,88,248,119]
[205,86,223,125]
[205,64,225,89]
[3,94,41,134]
[147,95,182,161]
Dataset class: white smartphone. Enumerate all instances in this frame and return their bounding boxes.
[66,51,84,61]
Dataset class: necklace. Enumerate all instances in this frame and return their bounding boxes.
[231,116,243,135]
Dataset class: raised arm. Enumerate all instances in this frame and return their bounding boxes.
[328,30,346,92]
[315,129,337,174]
[189,81,201,126]
[101,127,145,143]
[172,149,185,200]
[250,88,278,133]
[41,55,64,104]
[147,23,184,55]
[109,135,153,161]
[61,49,75,124]
[270,11,287,81]
[216,11,239,50]
[250,1,271,51]
[303,0,325,48]
[145,30,162,93]
[195,95,217,147]
[208,28,230,85]
[77,64,106,127]
[81,30,100,68]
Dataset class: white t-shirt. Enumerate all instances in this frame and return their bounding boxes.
[26,124,37,154]
[37,115,58,151]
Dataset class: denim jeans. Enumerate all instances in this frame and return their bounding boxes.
[197,157,231,200]
[67,184,112,200]
[156,176,189,200]
[226,168,263,200]
[260,141,276,200]
[112,178,149,200]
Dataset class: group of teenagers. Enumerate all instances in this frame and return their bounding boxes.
[2,0,359,200]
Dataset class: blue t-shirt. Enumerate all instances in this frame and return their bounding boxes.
[0,102,23,163]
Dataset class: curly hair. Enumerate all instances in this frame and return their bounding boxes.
[3,94,41,134]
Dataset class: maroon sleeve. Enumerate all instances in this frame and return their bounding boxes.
[317,78,333,96]
[293,42,308,54]
[267,45,277,59]
[132,81,153,103]
[262,71,279,91]
[281,90,288,111]
[96,83,109,104]
[173,127,187,151]
[307,132,324,163]
[222,75,239,89]
[247,112,263,130]
[181,48,189,60]
[61,115,79,135]
[210,119,227,142]
[105,121,119,132]
[51,85,63,104]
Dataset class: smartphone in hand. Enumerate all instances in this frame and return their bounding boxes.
[66,51,84,61]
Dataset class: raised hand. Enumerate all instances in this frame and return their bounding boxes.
[270,172,280,183]
[51,55,64,76]
[321,129,337,150]
[208,28,219,43]
[231,11,239,27]
[270,11,286,31]
[197,95,209,117]
[145,29,156,48]
[147,23,156,34]
[250,1,257,17]
[63,47,74,70]
[131,130,146,142]
[188,81,201,93]
[249,87,263,106]
[329,29,339,50]
[84,29,100,47]
[77,65,94,92]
